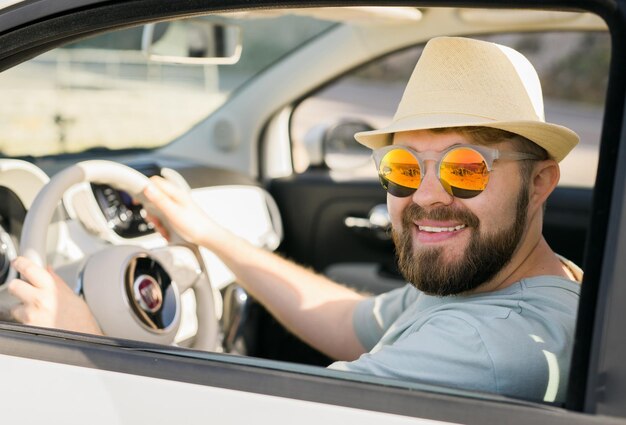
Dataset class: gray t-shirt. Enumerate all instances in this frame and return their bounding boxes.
[329,276,580,402]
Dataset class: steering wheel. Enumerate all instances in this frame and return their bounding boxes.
[19,160,219,350]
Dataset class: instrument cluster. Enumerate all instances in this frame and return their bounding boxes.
[91,183,155,238]
[89,162,162,239]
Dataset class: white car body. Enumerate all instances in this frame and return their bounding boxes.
[0,1,623,424]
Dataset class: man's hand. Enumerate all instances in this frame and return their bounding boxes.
[8,256,102,335]
[143,176,229,248]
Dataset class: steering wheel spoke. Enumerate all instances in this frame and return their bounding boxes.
[151,245,203,293]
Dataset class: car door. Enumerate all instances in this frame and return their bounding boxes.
[0,2,625,425]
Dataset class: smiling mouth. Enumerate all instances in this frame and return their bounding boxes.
[418,224,466,233]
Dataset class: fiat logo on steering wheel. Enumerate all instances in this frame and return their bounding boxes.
[133,275,163,313]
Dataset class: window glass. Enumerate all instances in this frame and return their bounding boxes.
[0,15,333,157]
[0,7,611,411]
[291,31,610,188]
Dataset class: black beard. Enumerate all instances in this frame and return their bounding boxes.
[391,187,529,296]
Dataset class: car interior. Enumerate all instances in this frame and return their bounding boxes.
[0,4,611,411]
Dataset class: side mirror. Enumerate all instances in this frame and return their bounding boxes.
[142,19,242,65]
[323,120,374,171]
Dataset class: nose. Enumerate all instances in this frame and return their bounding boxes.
[411,161,454,207]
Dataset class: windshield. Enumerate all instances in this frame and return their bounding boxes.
[0,14,334,157]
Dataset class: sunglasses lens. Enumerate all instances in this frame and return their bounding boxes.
[440,147,489,199]
[378,149,421,197]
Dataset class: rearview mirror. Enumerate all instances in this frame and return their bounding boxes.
[142,19,242,65]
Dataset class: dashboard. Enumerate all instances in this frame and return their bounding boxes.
[0,155,283,347]
[0,156,283,299]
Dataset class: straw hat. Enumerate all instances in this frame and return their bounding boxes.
[354,37,579,162]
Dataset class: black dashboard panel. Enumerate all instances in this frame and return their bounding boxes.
[90,183,155,239]
[89,162,162,238]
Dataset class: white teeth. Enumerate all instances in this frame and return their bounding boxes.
[418,224,466,233]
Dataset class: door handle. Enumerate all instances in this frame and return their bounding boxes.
[344,204,391,240]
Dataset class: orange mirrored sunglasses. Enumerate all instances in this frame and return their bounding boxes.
[373,144,539,199]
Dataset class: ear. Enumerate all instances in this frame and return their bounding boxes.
[529,159,559,209]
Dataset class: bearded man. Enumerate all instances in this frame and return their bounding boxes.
[8,37,581,403]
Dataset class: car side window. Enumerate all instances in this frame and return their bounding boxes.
[291,31,610,189]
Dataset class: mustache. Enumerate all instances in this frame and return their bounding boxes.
[401,203,480,228]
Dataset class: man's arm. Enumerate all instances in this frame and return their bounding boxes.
[143,177,367,361]
[8,177,367,361]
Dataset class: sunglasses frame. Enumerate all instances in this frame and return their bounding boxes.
[372,143,540,198]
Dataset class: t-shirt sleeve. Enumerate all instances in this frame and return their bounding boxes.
[352,284,417,351]
[333,315,498,394]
